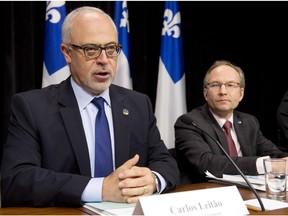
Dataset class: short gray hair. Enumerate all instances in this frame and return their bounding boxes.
[62,6,117,44]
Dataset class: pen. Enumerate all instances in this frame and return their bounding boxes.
[246,204,262,212]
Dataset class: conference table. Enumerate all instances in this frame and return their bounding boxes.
[0,182,287,215]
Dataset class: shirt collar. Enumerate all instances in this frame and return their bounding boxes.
[210,109,234,129]
[70,77,111,111]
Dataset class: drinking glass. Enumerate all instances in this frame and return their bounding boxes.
[263,158,287,201]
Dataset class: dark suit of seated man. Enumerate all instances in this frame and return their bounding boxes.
[277,90,288,152]
[1,6,179,207]
[175,60,288,184]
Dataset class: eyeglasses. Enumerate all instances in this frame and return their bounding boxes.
[206,82,241,90]
[69,43,122,59]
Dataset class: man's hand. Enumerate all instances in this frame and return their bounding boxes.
[118,162,157,203]
[101,154,157,203]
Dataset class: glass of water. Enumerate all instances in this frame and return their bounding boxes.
[264,158,287,201]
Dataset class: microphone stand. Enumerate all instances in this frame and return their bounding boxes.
[185,119,265,211]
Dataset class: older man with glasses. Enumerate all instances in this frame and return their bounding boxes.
[1,6,179,207]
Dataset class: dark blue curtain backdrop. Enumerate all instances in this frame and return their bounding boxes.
[1,1,288,163]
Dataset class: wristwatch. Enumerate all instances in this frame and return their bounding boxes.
[154,174,161,193]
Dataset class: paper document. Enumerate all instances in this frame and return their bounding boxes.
[245,198,288,211]
[205,171,262,190]
[205,170,288,192]
[205,171,265,191]
[222,173,265,185]
[83,201,136,215]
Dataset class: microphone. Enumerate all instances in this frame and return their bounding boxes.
[181,116,265,211]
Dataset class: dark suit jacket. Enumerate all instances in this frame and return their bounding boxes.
[1,78,179,207]
[175,104,288,184]
[277,90,288,152]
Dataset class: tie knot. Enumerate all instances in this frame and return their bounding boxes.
[223,121,232,132]
[92,97,105,110]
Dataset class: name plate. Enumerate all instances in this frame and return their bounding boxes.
[133,185,249,215]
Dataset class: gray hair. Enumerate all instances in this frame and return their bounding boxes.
[203,60,246,89]
[62,6,117,44]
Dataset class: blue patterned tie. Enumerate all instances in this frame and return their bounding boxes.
[92,97,113,177]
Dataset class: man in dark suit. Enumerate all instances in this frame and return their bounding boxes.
[1,6,179,207]
[175,60,288,184]
[277,90,288,152]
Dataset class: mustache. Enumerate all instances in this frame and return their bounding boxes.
[93,66,112,73]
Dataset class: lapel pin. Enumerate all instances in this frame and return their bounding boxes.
[122,109,129,115]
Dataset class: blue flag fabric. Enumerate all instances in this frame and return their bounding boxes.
[42,1,70,88]
[155,1,187,149]
[113,1,133,89]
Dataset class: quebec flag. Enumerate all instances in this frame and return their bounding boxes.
[155,1,187,149]
[42,1,70,88]
[113,1,133,89]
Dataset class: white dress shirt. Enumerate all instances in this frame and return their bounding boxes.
[71,78,165,202]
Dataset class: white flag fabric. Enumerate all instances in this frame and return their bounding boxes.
[42,1,70,88]
[113,1,133,89]
[155,1,187,149]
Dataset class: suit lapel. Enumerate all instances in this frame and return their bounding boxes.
[110,85,131,168]
[233,115,252,156]
[210,121,230,154]
[58,79,91,176]
[203,105,231,154]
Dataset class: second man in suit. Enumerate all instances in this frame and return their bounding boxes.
[175,60,288,184]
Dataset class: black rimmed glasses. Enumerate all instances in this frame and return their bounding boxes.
[206,82,241,91]
[69,43,122,59]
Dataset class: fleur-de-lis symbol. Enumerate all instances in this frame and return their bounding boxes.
[120,1,130,33]
[161,9,181,38]
[45,1,65,24]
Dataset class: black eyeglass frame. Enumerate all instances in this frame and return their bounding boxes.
[69,43,122,59]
